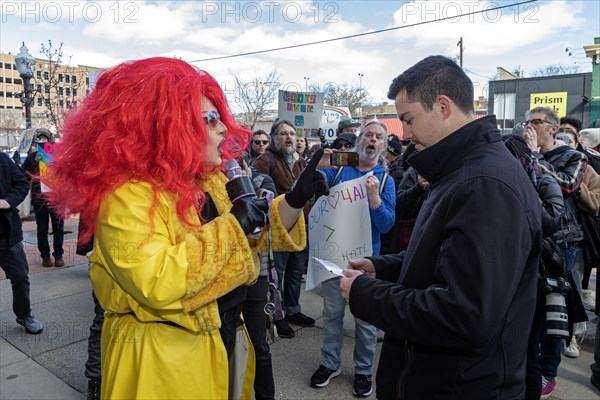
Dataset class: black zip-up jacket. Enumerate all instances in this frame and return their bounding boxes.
[349,116,542,400]
[0,152,29,246]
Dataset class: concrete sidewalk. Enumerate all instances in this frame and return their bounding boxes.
[1,216,599,399]
[1,260,599,399]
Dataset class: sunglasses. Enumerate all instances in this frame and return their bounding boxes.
[524,118,554,126]
[558,127,577,135]
[254,140,269,145]
[202,110,221,130]
[338,142,352,149]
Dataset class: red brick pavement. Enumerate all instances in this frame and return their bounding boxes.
[0,216,88,280]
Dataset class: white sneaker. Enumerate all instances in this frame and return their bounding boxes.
[563,336,580,358]
[582,289,595,312]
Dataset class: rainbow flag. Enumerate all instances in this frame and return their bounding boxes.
[38,142,55,193]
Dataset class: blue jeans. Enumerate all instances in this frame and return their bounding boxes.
[539,243,576,381]
[320,278,377,375]
[273,247,307,316]
[571,244,584,296]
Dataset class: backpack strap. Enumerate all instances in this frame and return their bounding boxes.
[331,166,344,187]
[379,172,389,195]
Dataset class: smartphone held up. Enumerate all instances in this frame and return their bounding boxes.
[330,151,359,167]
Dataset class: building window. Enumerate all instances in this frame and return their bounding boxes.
[14,78,22,85]
[37,84,42,92]
[5,78,12,84]
[66,100,71,108]
[37,97,42,106]
[58,87,63,95]
[86,77,89,85]
[65,87,70,96]
[0,91,4,97]
[65,75,70,83]
[73,88,77,96]
[72,75,77,84]
[59,99,64,107]
[59,73,63,82]
[493,92,516,132]
[45,99,50,107]
[36,71,41,79]
[43,71,49,80]
[4,63,11,69]
[44,84,50,94]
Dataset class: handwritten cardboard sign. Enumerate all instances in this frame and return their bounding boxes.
[277,90,324,139]
[306,174,373,291]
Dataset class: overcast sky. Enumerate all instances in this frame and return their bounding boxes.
[1,0,598,112]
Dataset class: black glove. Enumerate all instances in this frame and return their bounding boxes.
[318,128,329,149]
[285,148,330,209]
[230,196,269,236]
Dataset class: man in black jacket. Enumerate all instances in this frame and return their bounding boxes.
[340,56,542,399]
[0,152,43,334]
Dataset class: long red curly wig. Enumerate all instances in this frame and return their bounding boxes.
[44,57,250,242]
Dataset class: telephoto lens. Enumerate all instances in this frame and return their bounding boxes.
[545,292,569,339]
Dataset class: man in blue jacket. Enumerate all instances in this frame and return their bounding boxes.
[340,56,542,399]
[310,120,396,397]
[0,152,43,334]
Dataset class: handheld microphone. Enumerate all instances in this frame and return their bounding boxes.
[224,159,256,203]
[224,159,263,238]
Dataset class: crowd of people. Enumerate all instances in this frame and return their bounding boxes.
[1,54,599,400]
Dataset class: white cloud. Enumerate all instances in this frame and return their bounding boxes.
[83,1,200,44]
[390,0,584,56]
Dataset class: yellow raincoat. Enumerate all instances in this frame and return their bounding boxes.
[89,171,306,399]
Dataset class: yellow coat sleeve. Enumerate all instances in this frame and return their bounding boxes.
[92,182,190,311]
[253,195,307,253]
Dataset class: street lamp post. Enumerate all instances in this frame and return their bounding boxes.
[14,42,36,129]
[303,76,310,91]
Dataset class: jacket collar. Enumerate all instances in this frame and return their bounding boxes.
[543,143,575,159]
[408,116,501,183]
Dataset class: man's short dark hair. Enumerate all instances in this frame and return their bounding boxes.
[559,116,582,133]
[387,55,474,115]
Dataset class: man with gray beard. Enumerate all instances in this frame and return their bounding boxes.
[252,119,315,339]
[310,121,396,397]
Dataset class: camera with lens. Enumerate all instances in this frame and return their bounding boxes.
[544,277,570,339]
[545,277,571,294]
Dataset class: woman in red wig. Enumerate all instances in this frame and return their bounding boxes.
[45,57,327,399]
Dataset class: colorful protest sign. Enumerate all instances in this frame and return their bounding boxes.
[17,128,36,154]
[277,90,324,138]
[38,142,55,193]
[321,106,351,143]
[306,174,373,291]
